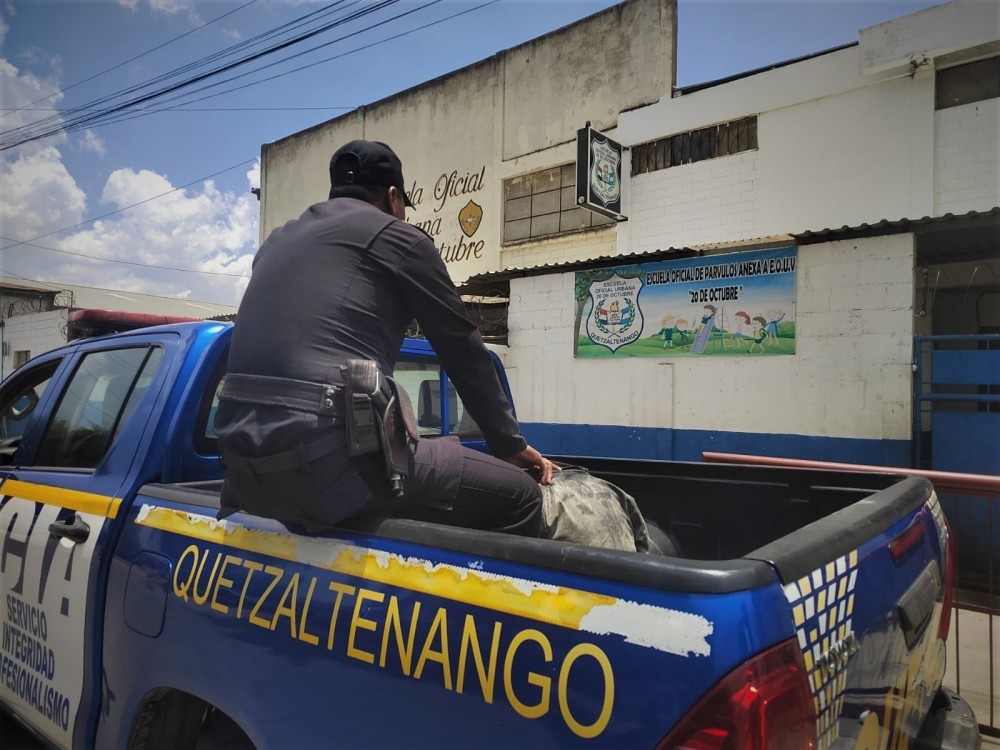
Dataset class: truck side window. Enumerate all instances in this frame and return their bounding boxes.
[34,347,162,469]
[394,359,482,439]
[0,360,60,464]
[394,360,446,436]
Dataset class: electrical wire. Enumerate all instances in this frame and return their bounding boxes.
[0,1,503,281]
[0,156,258,252]
[0,235,249,278]
[0,0,401,149]
[0,0,261,120]
[112,0,497,122]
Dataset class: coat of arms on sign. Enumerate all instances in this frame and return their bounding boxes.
[590,138,620,208]
[459,200,483,238]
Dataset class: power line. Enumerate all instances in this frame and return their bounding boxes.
[0,157,258,253]
[37,0,496,137]
[0,0,261,120]
[0,235,249,278]
[0,0,400,149]
[126,0,490,117]
[1,107,356,112]
[0,0,357,142]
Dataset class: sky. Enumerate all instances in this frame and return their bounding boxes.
[0,0,946,307]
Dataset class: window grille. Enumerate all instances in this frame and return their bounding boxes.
[503,164,614,244]
[631,116,758,176]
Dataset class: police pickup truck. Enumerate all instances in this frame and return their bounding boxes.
[0,320,982,749]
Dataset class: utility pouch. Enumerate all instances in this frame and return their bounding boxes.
[341,359,381,457]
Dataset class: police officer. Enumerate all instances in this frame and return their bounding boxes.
[215,140,556,535]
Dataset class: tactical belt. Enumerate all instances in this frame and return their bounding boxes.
[221,430,343,477]
[219,373,346,418]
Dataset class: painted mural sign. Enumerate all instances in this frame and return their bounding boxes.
[574,247,797,358]
[406,166,488,267]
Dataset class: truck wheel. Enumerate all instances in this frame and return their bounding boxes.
[195,707,254,750]
[130,690,254,750]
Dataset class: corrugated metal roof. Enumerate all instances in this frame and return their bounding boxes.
[793,207,1000,243]
[0,277,238,318]
[0,280,63,295]
[459,234,796,290]
[460,246,700,290]
[461,209,999,292]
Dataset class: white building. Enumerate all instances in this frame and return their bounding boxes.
[258,0,998,477]
[0,278,237,381]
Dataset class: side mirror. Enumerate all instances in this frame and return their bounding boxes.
[9,389,39,420]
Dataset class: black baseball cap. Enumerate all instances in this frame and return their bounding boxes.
[329,140,414,207]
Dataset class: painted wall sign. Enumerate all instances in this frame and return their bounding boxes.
[576,125,626,221]
[406,166,489,266]
[574,247,797,358]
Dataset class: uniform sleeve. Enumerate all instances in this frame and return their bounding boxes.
[392,231,527,459]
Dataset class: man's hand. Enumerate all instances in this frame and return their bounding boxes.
[505,445,559,485]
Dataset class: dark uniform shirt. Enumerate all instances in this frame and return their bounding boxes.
[216,196,526,465]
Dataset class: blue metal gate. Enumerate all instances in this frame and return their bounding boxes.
[913,334,999,734]
[914,334,1000,470]
[913,333,1000,597]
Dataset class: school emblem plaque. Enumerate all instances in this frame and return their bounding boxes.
[590,138,620,208]
[586,274,644,353]
[458,200,483,238]
[576,124,626,221]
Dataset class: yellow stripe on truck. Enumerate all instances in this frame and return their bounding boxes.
[135,504,715,658]
[1,479,122,518]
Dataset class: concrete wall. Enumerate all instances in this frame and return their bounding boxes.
[255,0,995,467]
[508,234,915,463]
[935,99,1000,215]
[2,310,69,380]
[260,0,676,285]
[618,45,940,254]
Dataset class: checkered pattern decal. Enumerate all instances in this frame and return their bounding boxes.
[926,493,945,534]
[782,550,859,750]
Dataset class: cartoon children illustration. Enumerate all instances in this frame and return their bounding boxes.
[660,315,676,348]
[659,314,691,348]
[765,309,785,343]
[691,305,717,354]
[674,318,690,346]
[732,311,751,342]
[749,315,768,353]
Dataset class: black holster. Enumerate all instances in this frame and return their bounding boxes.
[341,359,418,496]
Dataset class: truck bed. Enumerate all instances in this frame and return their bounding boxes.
[144,456,930,594]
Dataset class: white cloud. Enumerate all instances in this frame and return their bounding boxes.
[41,167,259,305]
[116,0,139,10]
[0,57,64,147]
[247,160,260,190]
[150,0,200,23]
[0,49,254,306]
[0,146,87,240]
[0,16,8,46]
[78,130,107,156]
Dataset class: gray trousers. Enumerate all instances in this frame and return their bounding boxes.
[220,430,543,537]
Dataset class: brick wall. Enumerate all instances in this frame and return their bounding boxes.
[500,227,617,272]
[506,234,915,442]
[626,151,759,251]
[3,310,69,377]
[935,99,1000,215]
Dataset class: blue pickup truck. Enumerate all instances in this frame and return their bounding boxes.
[0,320,982,749]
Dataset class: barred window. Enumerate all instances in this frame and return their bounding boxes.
[631,116,758,176]
[503,164,613,244]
